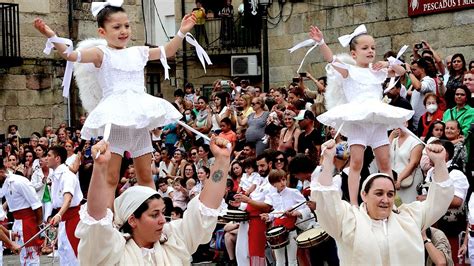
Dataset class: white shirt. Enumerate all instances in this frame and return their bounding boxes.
[158,161,173,178]
[157,186,174,198]
[30,167,53,201]
[425,160,469,201]
[239,172,262,192]
[1,173,42,212]
[51,164,83,209]
[410,76,436,129]
[264,187,310,221]
[468,193,474,224]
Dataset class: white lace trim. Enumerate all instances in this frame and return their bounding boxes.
[198,199,226,217]
[79,204,114,226]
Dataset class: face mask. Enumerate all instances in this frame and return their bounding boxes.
[185,114,192,121]
[426,104,438,114]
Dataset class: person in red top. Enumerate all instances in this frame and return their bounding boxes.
[218,117,237,150]
[417,93,445,140]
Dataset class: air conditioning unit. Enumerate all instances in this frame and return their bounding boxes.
[231,55,258,76]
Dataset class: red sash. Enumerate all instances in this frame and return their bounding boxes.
[55,206,81,257]
[246,204,266,258]
[12,208,43,247]
[274,216,297,231]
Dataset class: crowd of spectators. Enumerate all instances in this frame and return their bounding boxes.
[0,42,473,264]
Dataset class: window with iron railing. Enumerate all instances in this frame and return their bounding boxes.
[0,3,21,67]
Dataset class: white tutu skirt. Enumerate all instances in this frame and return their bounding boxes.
[317,99,414,137]
[81,90,182,139]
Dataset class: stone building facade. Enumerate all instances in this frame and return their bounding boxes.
[0,0,173,136]
[175,0,473,89]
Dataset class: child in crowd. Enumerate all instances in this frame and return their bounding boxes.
[218,118,237,150]
[309,24,413,205]
[237,157,262,196]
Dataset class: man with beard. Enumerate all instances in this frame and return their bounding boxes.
[233,151,274,265]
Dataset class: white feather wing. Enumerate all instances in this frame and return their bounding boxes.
[324,53,356,110]
[73,38,107,113]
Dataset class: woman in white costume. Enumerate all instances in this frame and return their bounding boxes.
[311,139,454,265]
[76,137,230,265]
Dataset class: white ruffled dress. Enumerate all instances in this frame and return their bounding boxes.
[317,64,414,137]
[81,45,182,140]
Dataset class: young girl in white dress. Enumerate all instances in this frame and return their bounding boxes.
[309,25,414,205]
[34,3,196,196]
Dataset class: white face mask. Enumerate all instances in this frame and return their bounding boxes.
[185,114,192,121]
[426,103,438,114]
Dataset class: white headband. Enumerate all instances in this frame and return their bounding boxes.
[338,24,367,47]
[361,172,392,195]
[91,0,124,17]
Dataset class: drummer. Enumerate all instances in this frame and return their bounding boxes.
[288,153,340,266]
[261,169,310,266]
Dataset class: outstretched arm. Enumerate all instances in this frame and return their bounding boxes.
[149,13,196,61]
[87,140,113,220]
[33,18,102,66]
[199,137,231,209]
[309,26,348,78]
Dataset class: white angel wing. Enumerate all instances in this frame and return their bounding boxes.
[73,38,107,113]
[324,53,356,110]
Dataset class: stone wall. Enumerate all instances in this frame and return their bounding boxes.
[176,0,474,89]
[0,0,147,135]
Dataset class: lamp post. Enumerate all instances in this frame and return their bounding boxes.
[258,0,271,93]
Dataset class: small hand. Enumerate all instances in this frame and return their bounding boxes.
[421,40,431,50]
[287,210,301,218]
[260,213,270,222]
[309,25,324,43]
[416,195,427,202]
[10,242,21,254]
[180,13,196,34]
[33,18,55,38]
[229,200,241,208]
[321,139,336,160]
[234,193,250,203]
[395,180,401,190]
[372,61,388,71]
[50,214,61,226]
[306,201,316,210]
[458,244,467,258]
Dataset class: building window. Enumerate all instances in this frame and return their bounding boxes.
[0,3,22,67]
[146,73,162,97]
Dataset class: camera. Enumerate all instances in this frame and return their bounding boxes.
[220,80,229,86]
[299,72,307,78]
[414,43,423,49]
[292,77,300,83]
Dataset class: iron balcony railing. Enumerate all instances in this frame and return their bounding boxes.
[0,3,22,67]
[191,16,261,54]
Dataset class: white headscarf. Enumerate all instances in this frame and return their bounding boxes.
[114,185,159,229]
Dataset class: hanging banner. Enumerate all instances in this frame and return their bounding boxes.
[408,0,474,16]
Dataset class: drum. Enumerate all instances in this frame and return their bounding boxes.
[266,226,289,249]
[296,226,329,249]
[222,209,248,222]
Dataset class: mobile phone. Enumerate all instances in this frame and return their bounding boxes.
[414,43,423,49]
[220,80,229,86]
[299,72,307,78]
[292,77,300,83]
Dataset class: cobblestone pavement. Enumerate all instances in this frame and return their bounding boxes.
[2,254,59,265]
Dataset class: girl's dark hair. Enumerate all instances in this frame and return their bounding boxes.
[363,174,395,193]
[184,163,198,181]
[424,120,446,141]
[449,53,467,76]
[242,156,257,171]
[198,96,209,104]
[230,161,242,179]
[349,33,369,51]
[455,85,470,106]
[198,143,212,158]
[215,91,230,112]
[200,166,211,177]
[97,6,126,28]
[120,194,162,235]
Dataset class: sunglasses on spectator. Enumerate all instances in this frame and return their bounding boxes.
[251,102,260,106]
[191,152,197,155]
[275,157,285,162]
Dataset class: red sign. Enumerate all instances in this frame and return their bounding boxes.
[408,0,474,16]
